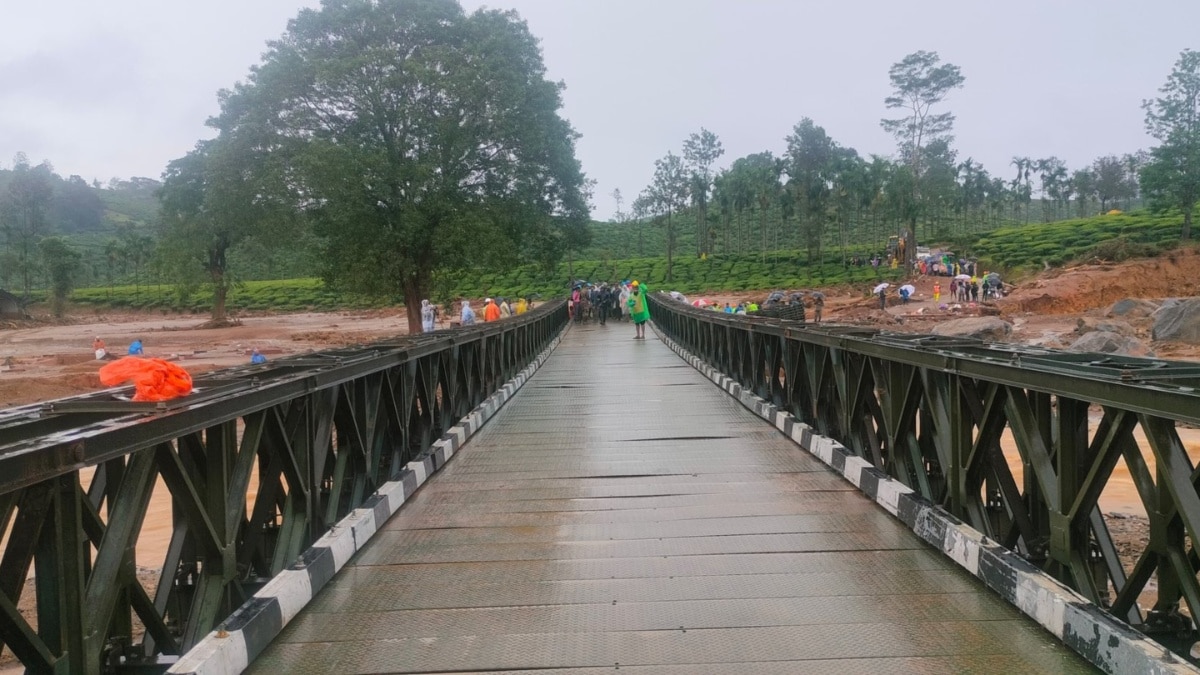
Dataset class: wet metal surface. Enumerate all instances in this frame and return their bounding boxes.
[250,324,1095,674]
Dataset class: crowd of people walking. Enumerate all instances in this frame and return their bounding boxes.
[567,281,651,338]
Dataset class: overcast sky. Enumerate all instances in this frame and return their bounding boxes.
[1,0,1196,219]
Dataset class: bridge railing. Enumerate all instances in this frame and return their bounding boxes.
[0,300,567,674]
[650,293,1200,654]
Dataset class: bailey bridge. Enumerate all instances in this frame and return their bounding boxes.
[1,295,1199,674]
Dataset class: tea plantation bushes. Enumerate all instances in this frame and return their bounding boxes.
[974,211,1184,271]
[61,249,907,315]
[67,279,385,313]
[444,250,902,299]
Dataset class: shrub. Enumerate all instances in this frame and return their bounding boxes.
[1080,237,1160,263]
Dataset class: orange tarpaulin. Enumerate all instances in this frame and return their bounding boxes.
[99,357,194,402]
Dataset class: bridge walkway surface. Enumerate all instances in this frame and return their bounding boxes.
[248,324,1095,674]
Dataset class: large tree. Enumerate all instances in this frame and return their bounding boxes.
[208,0,588,332]
[1093,155,1133,213]
[880,51,965,262]
[644,152,689,282]
[682,128,724,256]
[159,137,284,322]
[785,119,836,263]
[0,154,55,299]
[1141,49,1200,241]
[38,236,81,317]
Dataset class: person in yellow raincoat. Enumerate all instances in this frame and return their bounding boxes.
[628,281,650,340]
[516,297,528,315]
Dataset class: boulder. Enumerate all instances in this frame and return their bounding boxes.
[1152,298,1200,344]
[1152,298,1182,320]
[1107,298,1159,319]
[931,317,1012,341]
[1075,317,1135,337]
[1068,331,1154,357]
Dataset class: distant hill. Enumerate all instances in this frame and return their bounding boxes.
[0,168,160,235]
[97,177,161,229]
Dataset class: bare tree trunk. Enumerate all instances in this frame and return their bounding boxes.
[212,281,228,323]
[666,210,674,283]
[402,276,424,335]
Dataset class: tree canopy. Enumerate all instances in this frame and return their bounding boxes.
[1140,49,1200,240]
[880,50,965,262]
[158,135,290,322]
[204,0,589,331]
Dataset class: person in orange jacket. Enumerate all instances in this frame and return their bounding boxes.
[483,297,500,322]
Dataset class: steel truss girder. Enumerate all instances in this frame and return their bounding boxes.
[0,301,567,673]
[649,294,1200,655]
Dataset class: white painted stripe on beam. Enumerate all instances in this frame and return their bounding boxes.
[407,459,428,485]
[874,479,913,516]
[167,627,248,675]
[259,570,313,624]
[1014,571,1070,639]
[313,522,357,570]
[377,480,406,515]
[791,422,810,447]
[841,456,872,488]
[812,437,834,465]
[942,522,983,575]
[349,508,377,547]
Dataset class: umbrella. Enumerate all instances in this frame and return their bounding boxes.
[986,272,1001,281]
[872,283,890,294]
[955,274,971,281]
[691,298,710,308]
[810,291,825,300]
[899,284,916,295]
[669,291,687,302]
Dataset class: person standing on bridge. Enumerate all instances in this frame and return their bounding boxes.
[421,299,436,333]
[628,281,649,339]
[483,297,500,322]
[461,300,476,326]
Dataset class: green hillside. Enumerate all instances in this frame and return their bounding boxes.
[971,210,1186,271]
[33,208,1194,314]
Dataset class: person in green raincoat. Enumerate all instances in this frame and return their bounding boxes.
[628,280,650,339]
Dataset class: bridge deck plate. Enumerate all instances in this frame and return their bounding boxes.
[249,325,1095,674]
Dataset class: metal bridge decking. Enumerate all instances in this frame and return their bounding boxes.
[248,325,1093,674]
